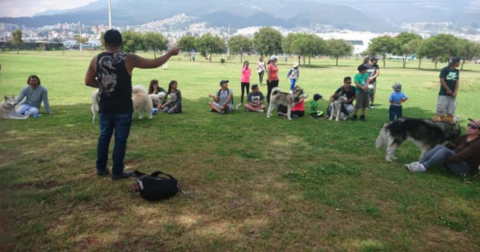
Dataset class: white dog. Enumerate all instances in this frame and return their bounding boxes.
[148,92,166,108]
[328,94,348,121]
[267,87,308,121]
[90,85,155,123]
[1,96,29,120]
[132,85,153,119]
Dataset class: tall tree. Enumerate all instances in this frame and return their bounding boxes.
[366,35,396,68]
[195,33,226,62]
[457,39,480,70]
[9,29,23,54]
[73,35,89,57]
[253,27,283,57]
[228,35,253,62]
[143,32,168,58]
[122,30,144,53]
[178,35,197,60]
[326,39,354,66]
[282,34,325,65]
[420,34,459,70]
[394,32,423,68]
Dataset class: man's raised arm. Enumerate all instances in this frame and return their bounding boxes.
[126,47,181,73]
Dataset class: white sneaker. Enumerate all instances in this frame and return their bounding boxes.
[235,103,242,110]
[405,162,426,173]
[370,105,375,109]
[257,109,264,113]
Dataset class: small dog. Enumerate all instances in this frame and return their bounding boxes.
[329,94,348,121]
[132,85,153,119]
[267,86,308,120]
[375,118,461,162]
[1,96,29,120]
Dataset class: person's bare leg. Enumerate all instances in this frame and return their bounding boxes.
[361,108,366,116]
[244,104,257,112]
[209,102,222,113]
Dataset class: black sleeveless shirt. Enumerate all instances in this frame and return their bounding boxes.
[96,51,133,113]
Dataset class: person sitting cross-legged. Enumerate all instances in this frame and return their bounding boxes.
[209,80,233,114]
[244,84,265,113]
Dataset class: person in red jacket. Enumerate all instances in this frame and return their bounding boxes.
[405,118,480,176]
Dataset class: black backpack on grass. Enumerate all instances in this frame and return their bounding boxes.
[133,170,179,201]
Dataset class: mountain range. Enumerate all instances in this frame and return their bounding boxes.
[1,0,479,32]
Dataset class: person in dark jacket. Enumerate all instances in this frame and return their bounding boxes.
[159,80,182,114]
[405,118,480,176]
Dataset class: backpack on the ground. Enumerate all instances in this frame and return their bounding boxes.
[133,170,180,201]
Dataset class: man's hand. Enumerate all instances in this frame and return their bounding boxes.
[168,47,181,56]
[447,89,453,95]
[451,92,457,98]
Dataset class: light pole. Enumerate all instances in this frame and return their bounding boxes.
[227,23,231,56]
[108,0,112,29]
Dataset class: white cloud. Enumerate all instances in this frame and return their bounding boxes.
[0,0,100,17]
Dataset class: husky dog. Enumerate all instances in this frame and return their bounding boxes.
[148,92,166,108]
[132,85,153,119]
[329,94,348,121]
[267,86,308,120]
[375,118,461,162]
[0,96,29,120]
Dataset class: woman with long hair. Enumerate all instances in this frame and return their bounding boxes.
[148,79,166,95]
[257,56,266,85]
[240,61,251,105]
[159,80,182,114]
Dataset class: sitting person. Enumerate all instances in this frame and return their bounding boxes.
[148,79,166,95]
[325,77,355,118]
[159,80,182,114]
[405,118,480,176]
[15,75,51,116]
[278,87,305,118]
[310,93,324,118]
[209,80,233,114]
[244,84,265,113]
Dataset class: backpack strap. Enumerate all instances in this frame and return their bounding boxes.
[151,171,176,180]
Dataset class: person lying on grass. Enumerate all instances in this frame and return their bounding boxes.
[209,80,233,114]
[244,84,265,113]
[159,80,182,114]
[405,118,480,176]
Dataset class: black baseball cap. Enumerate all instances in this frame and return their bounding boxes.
[219,80,229,86]
[313,94,322,101]
[449,56,461,65]
[370,56,378,61]
[357,64,368,72]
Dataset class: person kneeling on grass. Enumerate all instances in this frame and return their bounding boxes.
[405,118,480,176]
[159,80,182,114]
[244,84,265,113]
[209,80,233,114]
[278,87,305,118]
[310,93,324,118]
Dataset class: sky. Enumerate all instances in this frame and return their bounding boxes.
[0,0,99,17]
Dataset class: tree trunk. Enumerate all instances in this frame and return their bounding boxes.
[209,53,212,62]
[435,60,438,70]
[240,53,243,63]
[303,56,306,65]
[336,57,339,66]
[383,56,386,68]
[461,59,465,70]
[308,56,311,65]
[16,46,19,54]
[298,55,301,64]
[403,57,406,68]
[418,58,422,69]
[153,50,156,59]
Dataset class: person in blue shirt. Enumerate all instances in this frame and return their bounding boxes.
[389,82,408,121]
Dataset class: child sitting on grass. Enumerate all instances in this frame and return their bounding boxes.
[310,93,324,118]
[389,82,408,121]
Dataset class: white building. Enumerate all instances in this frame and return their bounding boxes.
[316,32,383,55]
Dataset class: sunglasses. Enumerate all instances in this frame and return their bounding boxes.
[468,123,479,130]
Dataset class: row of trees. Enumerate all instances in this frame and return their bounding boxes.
[367,32,480,69]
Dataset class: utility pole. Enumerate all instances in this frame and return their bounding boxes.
[227,23,231,56]
[108,0,112,29]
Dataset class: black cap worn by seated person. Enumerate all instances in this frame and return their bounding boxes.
[103,29,122,46]
[370,56,378,61]
[219,80,229,86]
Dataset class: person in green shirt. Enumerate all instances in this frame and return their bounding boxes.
[310,93,324,118]
[352,64,371,121]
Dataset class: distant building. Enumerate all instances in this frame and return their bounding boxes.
[316,32,382,55]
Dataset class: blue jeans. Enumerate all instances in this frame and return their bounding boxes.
[389,105,402,121]
[15,104,40,116]
[419,145,471,175]
[290,79,297,91]
[96,113,132,175]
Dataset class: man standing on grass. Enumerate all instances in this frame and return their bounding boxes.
[365,56,380,109]
[84,29,180,180]
[432,56,460,122]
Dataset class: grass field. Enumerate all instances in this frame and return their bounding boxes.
[1,50,479,252]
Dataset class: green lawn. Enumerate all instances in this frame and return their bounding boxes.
[0,51,479,252]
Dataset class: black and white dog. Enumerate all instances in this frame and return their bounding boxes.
[267,86,308,120]
[375,118,461,162]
